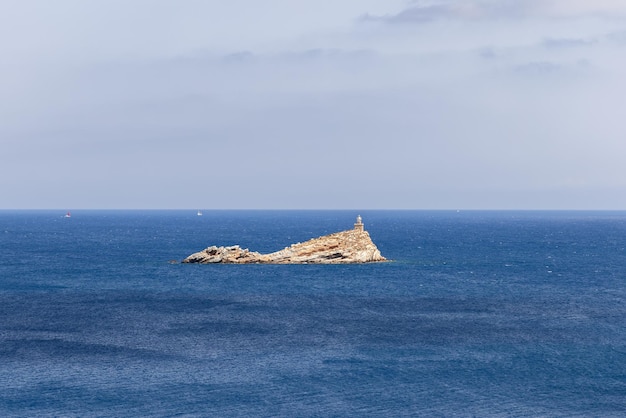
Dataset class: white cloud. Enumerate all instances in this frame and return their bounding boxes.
[364,0,626,23]
[2,0,626,208]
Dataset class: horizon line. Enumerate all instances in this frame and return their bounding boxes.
[2,208,626,212]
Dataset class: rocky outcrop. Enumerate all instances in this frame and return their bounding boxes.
[182,228,387,264]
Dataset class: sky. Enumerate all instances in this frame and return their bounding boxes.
[2,0,626,210]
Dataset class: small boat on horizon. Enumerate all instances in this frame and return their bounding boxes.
[197,210,203,216]
[64,212,71,218]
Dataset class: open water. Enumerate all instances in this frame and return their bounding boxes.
[1,210,626,417]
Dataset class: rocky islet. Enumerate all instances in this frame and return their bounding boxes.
[182,215,387,264]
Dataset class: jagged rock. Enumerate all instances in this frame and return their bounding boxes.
[182,216,387,264]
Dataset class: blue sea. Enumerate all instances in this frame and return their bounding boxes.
[1,210,626,417]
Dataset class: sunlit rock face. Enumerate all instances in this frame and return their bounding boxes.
[182,220,387,264]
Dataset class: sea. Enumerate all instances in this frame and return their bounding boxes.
[1,210,625,417]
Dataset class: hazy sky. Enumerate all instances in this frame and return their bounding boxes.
[2,0,626,209]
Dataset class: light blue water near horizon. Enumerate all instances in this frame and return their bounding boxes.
[1,210,626,416]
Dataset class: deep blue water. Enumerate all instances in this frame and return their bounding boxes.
[1,210,626,417]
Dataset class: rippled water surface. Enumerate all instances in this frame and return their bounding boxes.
[1,210,626,416]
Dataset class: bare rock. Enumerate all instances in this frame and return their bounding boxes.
[182,217,387,264]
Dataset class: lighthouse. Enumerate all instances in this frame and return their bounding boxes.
[354,215,364,232]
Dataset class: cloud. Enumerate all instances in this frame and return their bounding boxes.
[2,1,626,208]
[542,37,596,49]
[512,60,562,75]
[362,1,530,23]
[363,0,626,24]
[607,30,626,45]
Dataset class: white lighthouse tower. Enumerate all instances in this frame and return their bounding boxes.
[354,215,364,232]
